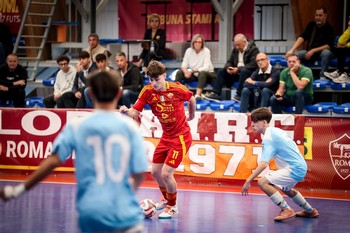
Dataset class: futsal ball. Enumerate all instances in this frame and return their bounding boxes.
[139,199,157,218]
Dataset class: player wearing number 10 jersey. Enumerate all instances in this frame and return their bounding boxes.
[0,71,148,233]
[120,61,196,219]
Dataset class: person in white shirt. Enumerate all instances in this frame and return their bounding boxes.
[175,34,216,101]
[43,55,76,108]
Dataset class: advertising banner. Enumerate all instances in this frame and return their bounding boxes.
[1,108,349,190]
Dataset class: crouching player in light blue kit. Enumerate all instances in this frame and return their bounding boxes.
[241,107,319,221]
[0,71,148,233]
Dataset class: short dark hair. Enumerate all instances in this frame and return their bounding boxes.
[147,61,166,78]
[78,51,90,59]
[96,53,107,62]
[251,107,272,123]
[116,52,126,58]
[88,33,99,41]
[88,71,121,103]
[56,55,70,64]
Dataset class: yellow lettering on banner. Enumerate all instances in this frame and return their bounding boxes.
[304,127,313,160]
[143,138,283,180]
[0,0,19,13]
[214,14,220,23]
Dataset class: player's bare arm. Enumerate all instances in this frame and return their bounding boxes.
[241,161,269,196]
[0,155,61,201]
[187,96,196,121]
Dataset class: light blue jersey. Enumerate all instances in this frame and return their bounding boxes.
[261,127,307,181]
[52,111,148,232]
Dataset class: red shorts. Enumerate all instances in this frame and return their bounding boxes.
[153,131,192,168]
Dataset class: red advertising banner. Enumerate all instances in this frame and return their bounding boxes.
[118,0,254,42]
[0,0,21,35]
[1,108,349,191]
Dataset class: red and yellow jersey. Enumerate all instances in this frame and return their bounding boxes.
[132,81,193,137]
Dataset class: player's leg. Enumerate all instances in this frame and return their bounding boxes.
[158,132,192,219]
[284,188,319,218]
[151,140,170,210]
[261,169,297,221]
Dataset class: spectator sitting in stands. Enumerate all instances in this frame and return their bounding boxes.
[270,54,313,114]
[239,53,280,113]
[324,16,350,84]
[0,13,14,65]
[285,7,334,79]
[115,52,143,108]
[43,55,76,108]
[84,53,114,108]
[175,34,216,101]
[86,33,111,63]
[60,51,98,108]
[0,54,27,107]
[205,33,259,102]
[137,13,166,73]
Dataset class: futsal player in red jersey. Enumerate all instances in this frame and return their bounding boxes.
[120,61,196,219]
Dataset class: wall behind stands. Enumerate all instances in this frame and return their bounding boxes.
[0,108,349,192]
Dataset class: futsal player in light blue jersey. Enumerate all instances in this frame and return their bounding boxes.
[241,107,319,221]
[1,71,148,233]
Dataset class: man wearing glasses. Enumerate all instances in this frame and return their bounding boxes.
[239,53,280,113]
[43,55,77,108]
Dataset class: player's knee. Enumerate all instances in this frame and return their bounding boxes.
[257,177,268,188]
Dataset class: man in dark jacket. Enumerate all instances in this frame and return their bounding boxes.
[61,51,97,108]
[205,34,259,101]
[116,52,143,107]
[0,54,28,107]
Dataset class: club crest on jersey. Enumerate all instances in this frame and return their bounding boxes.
[329,134,350,180]
[167,93,174,99]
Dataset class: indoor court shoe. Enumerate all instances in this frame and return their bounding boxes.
[296,208,319,218]
[273,208,296,221]
[158,205,178,219]
[203,92,221,102]
[324,70,340,80]
[155,198,168,210]
[333,73,350,84]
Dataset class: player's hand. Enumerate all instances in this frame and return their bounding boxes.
[119,105,129,113]
[241,181,251,196]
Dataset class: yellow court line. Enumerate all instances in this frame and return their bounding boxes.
[0,165,75,172]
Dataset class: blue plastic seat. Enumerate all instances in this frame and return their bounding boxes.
[330,82,350,90]
[43,77,56,86]
[0,100,14,107]
[195,100,210,110]
[26,97,44,108]
[306,102,337,113]
[313,79,331,90]
[232,101,240,112]
[209,100,235,111]
[333,103,350,114]
[282,105,311,113]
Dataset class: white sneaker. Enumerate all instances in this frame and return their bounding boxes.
[158,205,178,219]
[155,199,168,210]
[324,70,340,80]
[333,73,350,84]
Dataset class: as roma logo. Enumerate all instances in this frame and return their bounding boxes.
[329,134,350,180]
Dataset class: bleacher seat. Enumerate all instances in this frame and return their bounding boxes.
[26,97,44,108]
[282,105,311,114]
[232,101,240,112]
[306,102,337,114]
[268,55,286,66]
[209,100,235,111]
[0,100,14,107]
[330,82,350,90]
[313,79,330,90]
[333,103,350,114]
[43,77,56,86]
[194,100,210,111]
